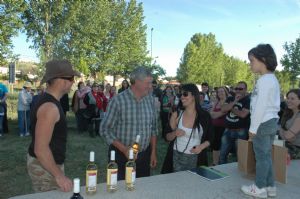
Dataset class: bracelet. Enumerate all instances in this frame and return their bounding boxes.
[288,129,297,136]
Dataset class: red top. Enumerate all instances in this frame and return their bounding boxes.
[92,91,108,111]
[211,101,226,127]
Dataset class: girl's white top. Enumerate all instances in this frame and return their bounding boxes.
[250,73,280,134]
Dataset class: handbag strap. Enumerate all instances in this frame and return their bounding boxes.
[174,111,195,153]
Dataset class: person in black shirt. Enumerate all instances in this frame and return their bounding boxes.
[27,60,80,192]
[152,80,163,100]
[219,81,250,164]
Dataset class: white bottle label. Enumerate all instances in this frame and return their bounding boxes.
[86,170,97,191]
[107,169,118,185]
[132,171,136,183]
[126,167,136,183]
[88,176,96,188]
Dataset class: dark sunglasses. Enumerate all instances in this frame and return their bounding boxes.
[60,76,74,82]
[182,91,190,97]
[235,87,244,91]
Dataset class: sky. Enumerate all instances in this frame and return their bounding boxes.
[12,0,300,76]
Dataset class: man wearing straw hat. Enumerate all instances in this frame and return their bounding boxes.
[27,60,80,192]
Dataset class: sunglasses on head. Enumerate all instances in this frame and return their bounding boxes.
[182,91,190,97]
[60,76,74,82]
[235,87,244,91]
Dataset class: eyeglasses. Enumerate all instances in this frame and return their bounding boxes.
[235,87,244,91]
[182,91,190,97]
[60,76,74,82]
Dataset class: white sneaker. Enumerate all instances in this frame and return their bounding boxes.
[241,184,267,198]
[20,134,24,137]
[267,186,276,197]
[25,132,30,136]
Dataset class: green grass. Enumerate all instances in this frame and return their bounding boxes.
[0,112,169,199]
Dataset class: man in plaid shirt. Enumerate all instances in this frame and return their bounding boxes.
[100,67,158,180]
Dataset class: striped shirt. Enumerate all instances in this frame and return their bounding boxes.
[100,88,158,151]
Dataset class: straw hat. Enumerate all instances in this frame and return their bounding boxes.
[23,81,32,88]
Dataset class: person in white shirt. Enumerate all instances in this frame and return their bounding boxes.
[166,83,212,172]
[241,44,280,199]
[18,82,33,137]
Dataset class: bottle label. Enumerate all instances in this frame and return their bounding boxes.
[86,170,97,191]
[126,167,136,183]
[107,169,118,185]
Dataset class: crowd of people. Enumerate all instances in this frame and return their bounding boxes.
[0,44,300,199]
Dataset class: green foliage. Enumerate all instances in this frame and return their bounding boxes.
[21,0,149,82]
[16,61,39,81]
[22,0,73,62]
[0,0,25,64]
[222,55,255,90]
[275,70,293,94]
[281,35,300,88]
[177,33,254,88]
[145,62,166,81]
[178,33,224,86]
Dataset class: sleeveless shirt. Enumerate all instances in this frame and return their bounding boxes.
[28,92,67,164]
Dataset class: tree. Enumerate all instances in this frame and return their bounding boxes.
[281,35,300,88]
[0,0,25,64]
[177,33,255,89]
[222,55,254,89]
[275,70,293,94]
[146,62,166,81]
[177,33,224,87]
[21,0,150,84]
[51,0,148,84]
[22,1,79,62]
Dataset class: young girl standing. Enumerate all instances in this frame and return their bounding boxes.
[241,44,280,198]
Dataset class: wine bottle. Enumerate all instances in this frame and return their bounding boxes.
[107,150,118,193]
[132,135,140,157]
[70,178,84,199]
[125,148,136,191]
[86,151,97,194]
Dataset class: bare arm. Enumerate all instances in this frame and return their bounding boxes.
[221,102,234,113]
[169,111,178,130]
[150,135,157,168]
[210,110,226,119]
[190,141,210,154]
[112,139,129,158]
[231,108,250,118]
[280,118,300,142]
[34,103,72,192]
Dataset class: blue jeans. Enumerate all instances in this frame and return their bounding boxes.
[0,116,3,134]
[219,128,248,164]
[253,118,278,188]
[18,110,30,136]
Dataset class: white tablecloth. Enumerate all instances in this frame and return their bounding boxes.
[9,160,300,199]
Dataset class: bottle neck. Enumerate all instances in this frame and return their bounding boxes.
[73,178,80,193]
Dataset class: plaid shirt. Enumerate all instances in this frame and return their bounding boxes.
[100,88,158,151]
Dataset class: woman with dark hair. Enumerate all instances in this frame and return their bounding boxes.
[118,79,130,93]
[241,44,280,198]
[210,86,229,165]
[279,89,300,159]
[165,83,212,172]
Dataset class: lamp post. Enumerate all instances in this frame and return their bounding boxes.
[151,27,153,61]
